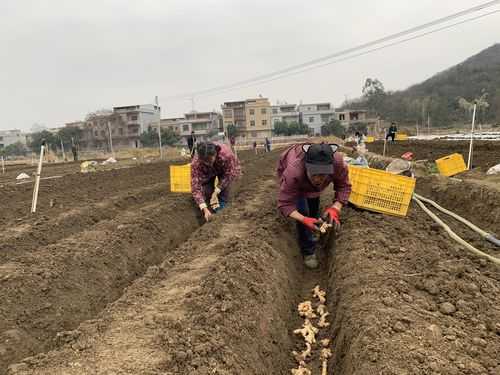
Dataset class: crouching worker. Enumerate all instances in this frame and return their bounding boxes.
[277,143,351,269]
[191,142,241,222]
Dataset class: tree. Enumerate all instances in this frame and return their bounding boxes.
[347,122,368,135]
[226,124,239,138]
[58,127,83,148]
[140,126,179,147]
[29,130,58,152]
[321,119,345,137]
[0,142,28,157]
[273,120,309,136]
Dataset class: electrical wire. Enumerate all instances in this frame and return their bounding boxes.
[164,0,500,101]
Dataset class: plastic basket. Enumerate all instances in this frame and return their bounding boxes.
[365,136,375,143]
[348,165,416,217]
[395,133,409,141]
[170,164,191,193]
[435,153,467,177]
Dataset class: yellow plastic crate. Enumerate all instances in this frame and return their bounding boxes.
[365,136,375,143]
[348,165,416,217]
[170,163,191,193]
[435,153,467,177]
[395,133,409,141]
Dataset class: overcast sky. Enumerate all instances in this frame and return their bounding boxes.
[1,0,499,131]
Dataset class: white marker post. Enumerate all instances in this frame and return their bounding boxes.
[467,103,477,170]
[60,138,66,161]
[107,121,115,159]
[31,144,45,213]
[156,96,163,159]
[1,156,5,174]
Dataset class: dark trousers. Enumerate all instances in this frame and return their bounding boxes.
[386,132,395,142]
[296,197,320,256]
[203,177,228,210]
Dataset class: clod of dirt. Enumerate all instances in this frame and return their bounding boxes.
[297,301,317,319]
[439,302,457,315]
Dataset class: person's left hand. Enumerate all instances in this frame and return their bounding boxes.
[323,206,341,230]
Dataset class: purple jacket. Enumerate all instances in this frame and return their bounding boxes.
[277,144,351,217]
[191,143,241,205]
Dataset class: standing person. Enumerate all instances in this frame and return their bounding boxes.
[71,141,78,161]
[265,137,271,152]
[277,143,351,269]
[253,140,258,155]
[187,131,196,157]
[386,122,397,143]
[191,142,241,222]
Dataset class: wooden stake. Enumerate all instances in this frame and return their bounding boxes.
[1,156,5,174]
[31,144,45,213]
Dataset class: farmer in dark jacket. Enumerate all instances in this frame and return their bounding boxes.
[386,122,397,142]
[277,143,351,269]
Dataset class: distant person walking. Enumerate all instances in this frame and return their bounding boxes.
[187,131,196,157]
[386,122,397,142]
[265,137,271,152]
[71,141,79,161]
[253,141,258,155]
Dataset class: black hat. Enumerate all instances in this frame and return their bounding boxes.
[302,143,338,175]
[197,142,219,160]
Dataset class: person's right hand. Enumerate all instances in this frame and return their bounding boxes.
[302,217,321,232]
[203,207,213,222]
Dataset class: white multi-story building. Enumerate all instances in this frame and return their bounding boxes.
[297,103,336,136]
[113,104,161,136]
[0,129,27,149]
[270,104,300,127]
[161,111,221,143]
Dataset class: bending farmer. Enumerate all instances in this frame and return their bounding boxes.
[191,142,241,222]
[277,143,351,269]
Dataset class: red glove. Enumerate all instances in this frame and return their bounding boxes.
[324,206,340,227]
[302,217,321,232]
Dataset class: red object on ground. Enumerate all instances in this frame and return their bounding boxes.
[401,152,414,161]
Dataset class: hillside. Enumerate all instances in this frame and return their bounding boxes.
[345,44,500,126]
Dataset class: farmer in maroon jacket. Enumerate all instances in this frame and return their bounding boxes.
[191,142,241,222]
[277,143,351,269]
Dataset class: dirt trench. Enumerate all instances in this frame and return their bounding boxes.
[5,146,500,374]
[0,151,278,374]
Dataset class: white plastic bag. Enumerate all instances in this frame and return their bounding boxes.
[486,163,500,175]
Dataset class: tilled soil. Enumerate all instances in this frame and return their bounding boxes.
[4,145,500,374]
[368,140,500,171]
[0,150,277,374]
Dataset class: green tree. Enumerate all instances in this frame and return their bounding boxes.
[58,127,83,148]
[321,119,345,137]
[273,121,309,136]
[140,126,179,147]
[0,142,28,157]
[226,124,239,138]
[347,122,368,135]
[29,130,58,152]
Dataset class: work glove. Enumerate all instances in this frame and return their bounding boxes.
[210,187,221,210]
[302,217,321,232]
[323,206,341,230]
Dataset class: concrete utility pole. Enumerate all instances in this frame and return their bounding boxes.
[156,96,163,159]
[467,103,477,170]
[60,138,66,161]
[107,121,115,158]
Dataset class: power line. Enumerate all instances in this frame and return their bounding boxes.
[195,9,500,99]
[165,0,500,101]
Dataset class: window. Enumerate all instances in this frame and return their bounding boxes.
[251,132,257,137]
[249,109,255,115]
[262,120,267,126]
[183,125,189,132]
[250,120,255,127]
[0,136,3,141]
[119,128,124,135]
[309,117,314,123]
[261,108,267,114]
[100,130,105,137]
[339,114,345,121]
[350,113,359,121]
[272,109,278,114]
[223,110,232,117]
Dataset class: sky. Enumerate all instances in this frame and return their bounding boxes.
[1,0,499,131]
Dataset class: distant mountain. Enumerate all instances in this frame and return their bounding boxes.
[344,44,500,126]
